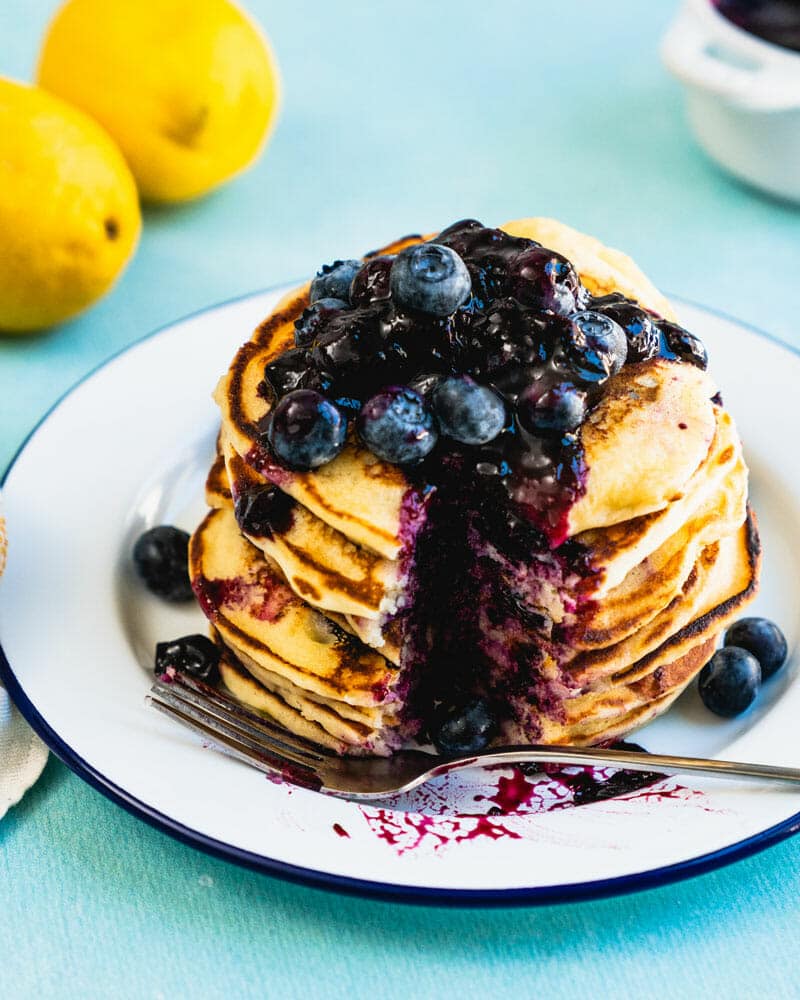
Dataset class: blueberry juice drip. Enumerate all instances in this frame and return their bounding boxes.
[468,354,594,545]
[400,470,592,738]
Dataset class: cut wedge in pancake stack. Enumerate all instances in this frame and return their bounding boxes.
[190,217,760,756]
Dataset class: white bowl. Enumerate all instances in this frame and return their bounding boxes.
[662,0,800,201]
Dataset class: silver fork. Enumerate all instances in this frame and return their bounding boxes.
[147,672,800,799]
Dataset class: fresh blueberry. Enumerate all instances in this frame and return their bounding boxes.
[263,347,312,397]
[724,618,788,680]
[562,310,628,384]
[390,243,472,316]
[432,375,506,445]
[659,321,709,370]
[509,247,583,316]
[432,697,497,755]
[592,298,659,363]
[267,389,347,470]
[349,257,394,306]
[698,647,761,717]
[234,484,296,539]
[517,381,586,436]
[357,386,438,464]
[309,259,361,304]
[154,634,221,683]
[133,526,193,602]
[293,298,348,348]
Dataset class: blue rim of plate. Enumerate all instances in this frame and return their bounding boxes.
[2,289,800,908]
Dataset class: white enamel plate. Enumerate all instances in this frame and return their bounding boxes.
[2,290,799,904]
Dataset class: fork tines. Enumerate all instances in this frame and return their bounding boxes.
[147,671,327,787]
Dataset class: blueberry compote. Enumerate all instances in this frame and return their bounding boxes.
[260,219,707,547]
[258,221,709,738]
[714,0,800,52]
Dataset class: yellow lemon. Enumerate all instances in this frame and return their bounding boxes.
[0,77,140,333]
[37,0,281,204]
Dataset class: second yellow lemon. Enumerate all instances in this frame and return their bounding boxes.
[38,0,281,203]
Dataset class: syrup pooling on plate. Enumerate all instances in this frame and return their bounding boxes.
[258,219,709,547]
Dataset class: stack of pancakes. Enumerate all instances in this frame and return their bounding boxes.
[190,218,760,755]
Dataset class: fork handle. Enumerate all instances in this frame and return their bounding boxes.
[433,745,800,785]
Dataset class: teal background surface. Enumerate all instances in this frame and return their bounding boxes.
[2,1,800,996]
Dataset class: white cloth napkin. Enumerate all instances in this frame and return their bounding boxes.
[0,510,48,818]
[0,682,48,819]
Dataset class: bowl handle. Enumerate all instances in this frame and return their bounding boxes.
[662,0,800,112]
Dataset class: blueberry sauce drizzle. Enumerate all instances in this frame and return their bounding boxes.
[260,743,710,854]
[257,219,706,548]
[353,751,708,856]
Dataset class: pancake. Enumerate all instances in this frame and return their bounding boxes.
[570,450,747,649]
[189,506,403,710]
[569,513,760,688]
[219,430,404,624]
[528,515,760,744]
[577,406,743,596]
[215,219,717,556]
[523,637,719,746]
[189,216,760,754]
[206,450,231,507]
[217,644,379,755]
[562,360,716,538]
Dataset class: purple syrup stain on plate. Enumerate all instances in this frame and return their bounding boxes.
[356,747,712,856]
